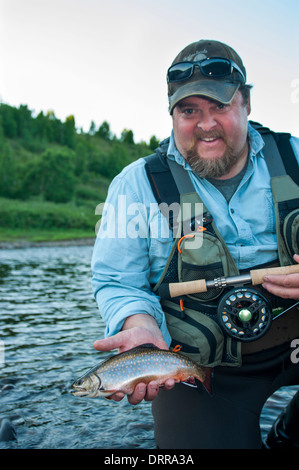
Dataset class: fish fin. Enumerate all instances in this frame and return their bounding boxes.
[181,378,197,388]
[98,389,118,398]
[130,343,160,351]
[201,367,213,396]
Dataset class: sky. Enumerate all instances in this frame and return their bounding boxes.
[0,0,298,143]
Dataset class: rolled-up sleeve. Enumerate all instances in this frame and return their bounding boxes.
[91,159,172,345]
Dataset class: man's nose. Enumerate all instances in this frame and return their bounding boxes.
[196,112,217,131]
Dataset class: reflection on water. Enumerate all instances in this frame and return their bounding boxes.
[0,245,297,448]
[0,245,154,449]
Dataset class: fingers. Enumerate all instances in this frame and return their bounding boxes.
[294,254,299,264]
[93,329,133,353]
[128,382,148,405]
[94,326,169,356]
[127,379,176,405]
[263,283,299,299]
[262,255,299,300]
[92,318,175,405]
[109,391,125,402]
[108,383,150,405]
[162,378,176,391]
[262,272,299,299]
[128,381,161,405]
[93,332,123,352]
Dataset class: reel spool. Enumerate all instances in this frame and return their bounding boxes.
[217,287,272,342]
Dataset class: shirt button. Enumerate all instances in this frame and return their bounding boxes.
[230,208,235,214]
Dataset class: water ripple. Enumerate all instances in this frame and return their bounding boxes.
[0,245,298,449]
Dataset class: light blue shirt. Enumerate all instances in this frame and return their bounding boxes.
[91,124,299,345]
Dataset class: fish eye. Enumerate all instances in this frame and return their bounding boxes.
[76,379,83,386]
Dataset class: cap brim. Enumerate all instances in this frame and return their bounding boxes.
[168,80,240,114]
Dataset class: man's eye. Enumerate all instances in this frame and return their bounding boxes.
[183,108,195,115]
[217,103,228,111]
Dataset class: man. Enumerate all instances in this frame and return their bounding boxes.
[91,40,299,448]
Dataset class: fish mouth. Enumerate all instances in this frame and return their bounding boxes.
[70,388,90,397]
[70,380,89,396]
[70,372,101,397]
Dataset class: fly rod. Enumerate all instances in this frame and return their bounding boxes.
[158,264,299,299]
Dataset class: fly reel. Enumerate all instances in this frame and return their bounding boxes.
[217,287,272,342]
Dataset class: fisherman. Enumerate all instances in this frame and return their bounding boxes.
[91,39,299,449]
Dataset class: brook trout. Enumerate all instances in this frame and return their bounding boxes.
[71,343,212,398]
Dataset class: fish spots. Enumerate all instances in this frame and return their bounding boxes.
[71,345,210,398]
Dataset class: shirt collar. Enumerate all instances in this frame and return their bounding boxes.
[167,131,192,169]
[247,122,265,157]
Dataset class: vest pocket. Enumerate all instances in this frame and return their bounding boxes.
[178,232,230,301]
[162,299,241,367]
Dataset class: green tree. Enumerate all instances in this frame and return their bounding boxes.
[75,141,88,176]
[45,110,64,144]
[121,128,134,145]
[88,148,108,175]
[23,148,75,203]
[105,143,130,178]
[89,121,96,136]
[34,111,48,142]
[149,135,160,150]
[16,104,33,140]
[0,115,4,151]
[96,121,111,140]
[63,115,76,148]
[0,104,18,138]
[0,143,16,197]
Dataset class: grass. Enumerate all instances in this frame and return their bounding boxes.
[0,197,100,244]
[0,227,96,243]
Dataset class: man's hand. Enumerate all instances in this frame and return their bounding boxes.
[262,254,299,300]
[93,314,175,404]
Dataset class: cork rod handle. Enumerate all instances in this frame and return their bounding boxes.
[250,264,299,285]
[168,279,207,298]
[163,264,299,299]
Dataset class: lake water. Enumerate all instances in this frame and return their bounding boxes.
[0,244,298,449]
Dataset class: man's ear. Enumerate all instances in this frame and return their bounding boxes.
[246,95,251,116]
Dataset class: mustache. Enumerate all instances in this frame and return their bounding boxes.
[193,129,225,141]
[185,130,238,178]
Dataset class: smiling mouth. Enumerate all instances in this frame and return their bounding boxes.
[198,136,222,144]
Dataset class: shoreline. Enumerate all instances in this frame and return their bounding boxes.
[0,237,96,250]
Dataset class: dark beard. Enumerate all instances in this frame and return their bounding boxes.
[184,130,241,178]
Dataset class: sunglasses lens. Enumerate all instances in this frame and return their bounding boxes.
[168,62,193,82]
[168,58,245,83]
[200,58,231,77]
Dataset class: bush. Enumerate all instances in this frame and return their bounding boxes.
[0,198,97,230]
[22,148,76,203]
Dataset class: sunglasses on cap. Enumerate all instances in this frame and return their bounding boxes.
[167,57,246,84]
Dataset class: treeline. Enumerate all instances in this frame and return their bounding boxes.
[0,102,160,203]
[0,103,160,236]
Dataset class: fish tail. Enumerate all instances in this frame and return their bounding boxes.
[202,367,213,395]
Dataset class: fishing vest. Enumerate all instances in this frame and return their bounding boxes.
[144,121,299,368]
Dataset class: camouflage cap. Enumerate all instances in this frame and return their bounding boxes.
[168,39,247,113]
